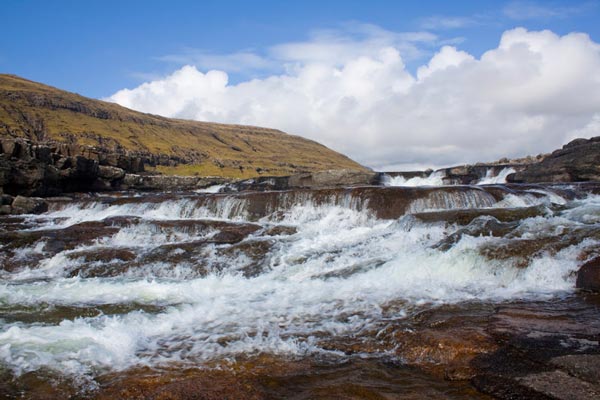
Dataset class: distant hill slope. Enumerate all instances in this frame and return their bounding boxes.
[0,74,367,177]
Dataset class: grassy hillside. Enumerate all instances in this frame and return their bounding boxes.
[0,74,367,177]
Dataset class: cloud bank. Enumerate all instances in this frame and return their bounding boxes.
[108,26,600,170]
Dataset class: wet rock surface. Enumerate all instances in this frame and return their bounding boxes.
[471,295,600,399]
[1,357,491,400]
[412,204,549,226]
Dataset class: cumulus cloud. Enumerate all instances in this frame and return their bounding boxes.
[108,26,600,170]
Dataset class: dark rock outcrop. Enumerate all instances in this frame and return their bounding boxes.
[0,137,240,197]
[509,137,600,183]
[0,137,146,196]
[576,257,600,292]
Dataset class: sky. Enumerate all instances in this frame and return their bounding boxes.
[2,0,600,170]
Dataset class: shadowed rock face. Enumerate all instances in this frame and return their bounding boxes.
[0,137,236,197]
[577,257,600,292]
[509,136,600,183]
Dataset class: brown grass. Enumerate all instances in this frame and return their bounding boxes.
[0,74,368,177]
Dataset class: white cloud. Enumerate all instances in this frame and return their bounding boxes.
[107,26,600,170]
[416,46,475,80]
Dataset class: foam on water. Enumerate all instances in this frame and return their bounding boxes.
[1,191,598,381]
[386,167,517,187]
[37,197,251,228]
[387,171,446,187]
[194,184,225,193]
[477,167,516,184]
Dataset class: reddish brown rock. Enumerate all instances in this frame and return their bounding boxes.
[263,225,297,236]
[94,368,265,400]
[393,327,497,380]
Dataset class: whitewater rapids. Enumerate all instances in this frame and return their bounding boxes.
[385,167,517,186]
[0,185,598,386]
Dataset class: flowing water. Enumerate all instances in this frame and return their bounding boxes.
[476,168,516,185]
[386,171,446,186]
[1,184,599,398]
[386,167,517,186]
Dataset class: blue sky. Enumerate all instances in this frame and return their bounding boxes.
[2,0,599,98]
[2,0,600,169]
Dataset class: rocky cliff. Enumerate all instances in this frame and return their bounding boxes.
[508,136,600,183]
[0,74,367,179]
[0,137,232,197]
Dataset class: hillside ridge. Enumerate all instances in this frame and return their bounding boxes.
[0,74,367,178]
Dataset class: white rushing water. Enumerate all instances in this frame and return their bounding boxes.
[477,167,516,184]
[194,184,226,193]
[386,171,446,186]
[386,167,517,187]
[0,189,598,382]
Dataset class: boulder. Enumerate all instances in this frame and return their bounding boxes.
[0,138,17,156]
[576,256,600,292]
[98,165,125,180]
[11,195,48,214]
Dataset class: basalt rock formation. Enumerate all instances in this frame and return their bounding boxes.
[508,136,600,183]
[0,137,148,196]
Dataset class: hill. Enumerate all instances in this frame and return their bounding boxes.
[0,74,367,178]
